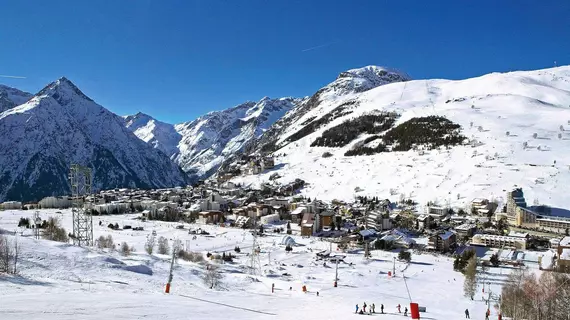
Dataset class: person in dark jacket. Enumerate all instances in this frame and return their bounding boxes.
[404,307,408,316]
[371,303,375,313]
[465,309,470,318]
[380,304,384,314]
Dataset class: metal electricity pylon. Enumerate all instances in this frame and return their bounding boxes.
[69,164,93,247]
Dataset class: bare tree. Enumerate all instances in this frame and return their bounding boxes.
[13,236,19,274]
[120,242,131,256]
[157,236,169,255]
[106,235,114,251]
[500,268,570,320]
[0,234,19,274]
[145,234,156,254]
[96,235,114,250]
[0,235,10,273]
[97,235,106,249]
[42,217,69,243]
[203,264,223,289]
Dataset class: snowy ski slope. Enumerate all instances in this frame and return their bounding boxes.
[233,66,570,210]
[0,209,516,319]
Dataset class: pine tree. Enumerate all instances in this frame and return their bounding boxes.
[463,256,477,299]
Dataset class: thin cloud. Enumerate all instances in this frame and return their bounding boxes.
[0,74,26,79]
[301,40,339,52]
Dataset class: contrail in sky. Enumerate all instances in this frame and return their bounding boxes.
[301,40,339,52]
[0,74,26,79]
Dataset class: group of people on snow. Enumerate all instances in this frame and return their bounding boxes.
[355,302,409,315]
[354,303,477,318]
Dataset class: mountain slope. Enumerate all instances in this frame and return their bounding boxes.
[124,112,181,158]
[232,66,570,209]
[0,78,188,202]
[0,84,32,113]
[250,66,411,154]
[125,97,300,179]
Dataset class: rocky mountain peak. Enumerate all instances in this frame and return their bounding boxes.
[337,65,411,82]
[37,76,94,105]
[331,65,411,96]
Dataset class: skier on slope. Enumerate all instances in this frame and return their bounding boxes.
[363,302,367,313]
[404,307,408,316]
[371,303,375,313]
[380,304,384,314]
[397,304,401,313]
[465,309,470,319]
[355,304,359,314]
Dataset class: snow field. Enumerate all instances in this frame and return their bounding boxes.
[0,209,516,319]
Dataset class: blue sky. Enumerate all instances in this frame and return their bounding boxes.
[1,0,569,124]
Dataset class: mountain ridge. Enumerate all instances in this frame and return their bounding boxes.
[125,96,303,179]
[0,84,33,113]
[0,77,188,202]
[230,65,570,210]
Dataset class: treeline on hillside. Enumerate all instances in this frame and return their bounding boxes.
[311,112,399,148]
[345,116,466,156]
[283,100,356,144]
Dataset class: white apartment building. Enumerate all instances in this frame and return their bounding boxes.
[472,234,527,250]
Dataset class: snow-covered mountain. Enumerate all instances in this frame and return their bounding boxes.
[0,77,188,202]
[232,65,570,210]
[125,97,300,179]
[251,66,411,154]
[124,112,181,158]
[0,84,32,113]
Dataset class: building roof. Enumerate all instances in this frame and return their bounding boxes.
[199,211,222,216]
[417,214,430,221]
[320,211,335,217]
[291,207,307,215]
[439,231,455,240]
[455,223,476,231]
[301,213,315,225]
[381,235,398,242]
[507,231,529,238]
[359,229,377,238]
